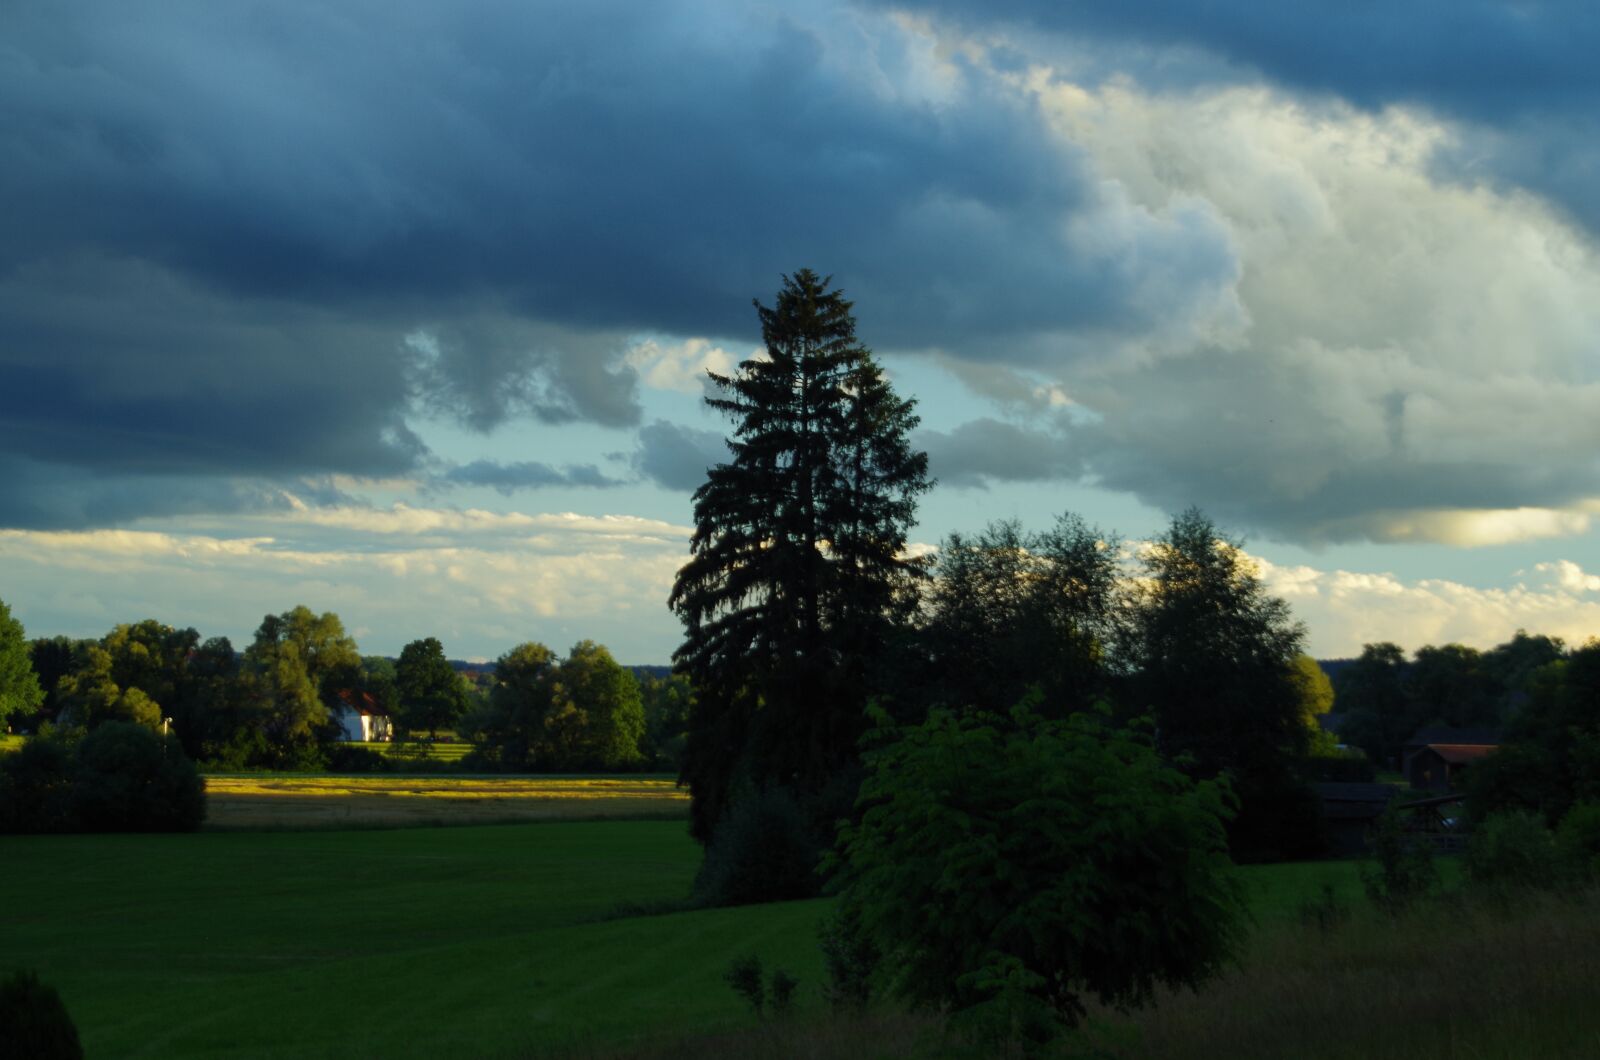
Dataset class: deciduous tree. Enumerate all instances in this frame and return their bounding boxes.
[395,637,468,738]
[0,599,43,731]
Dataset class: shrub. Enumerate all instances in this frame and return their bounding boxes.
[73,722,205,832]
[1465,809,1561,897]
[1557,802,1600,883]
[767,969,798,1016]
[324,743,391,774]
[0,969,83,1060]
[830,703,1243,1049]
[818,899,878,1013]
[692,785,821,907]
[0,738,78,834]
[724,955,766,1016]
[1360,807,1438,913]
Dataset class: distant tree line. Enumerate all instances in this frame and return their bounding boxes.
[1,603,691,777]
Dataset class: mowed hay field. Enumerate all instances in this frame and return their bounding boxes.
[202,774,689,829]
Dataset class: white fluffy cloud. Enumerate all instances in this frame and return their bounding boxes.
[1253,552,1600,656]
[0,507,691,661]
[931,68,1600,544]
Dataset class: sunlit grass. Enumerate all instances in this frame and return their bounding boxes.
[203,775,689,829]
[0,733,23,753]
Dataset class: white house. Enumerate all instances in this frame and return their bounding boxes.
[330,690,393,742]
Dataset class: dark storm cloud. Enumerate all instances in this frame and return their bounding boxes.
[0,0,1245,528]
[918,418,1082,489]
[0,457,296,531]
[437,460,623,494]
[0,0,1235,341]
[631,421,729,493]
[871,0,1600,118]
[875,0,1600,232]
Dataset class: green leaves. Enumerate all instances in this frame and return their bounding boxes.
[832,703,1244,1047]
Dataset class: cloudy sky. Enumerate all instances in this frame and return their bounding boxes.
[6,1,1600,662]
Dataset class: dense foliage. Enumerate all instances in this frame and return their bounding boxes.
[915,516,1118,718]
[1334,631,1565,768]
[460,640,645,771]
[1128,508,1323,860]
[1461,639,1600,824]
[395,637,470,738]
[0,970,83,1060]
[831,703,1243,1046]
[0,600,44,732]
[0,723,204,833]
[670,269,930,844]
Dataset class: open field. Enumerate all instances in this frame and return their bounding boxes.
[4,809,1588,1059]
[202,775,689,829]
[0,812,1432,1060]
[0,820,825,1058]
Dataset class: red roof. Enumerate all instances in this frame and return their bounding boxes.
[1424,743,1496,765]
[334,689,389,717]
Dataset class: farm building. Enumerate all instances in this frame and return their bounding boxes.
[1402,726,1498,791]
[331,690,393,742]
[1312,782,1401,856]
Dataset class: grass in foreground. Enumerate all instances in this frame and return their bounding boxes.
[7,811,1570,1060]
[202,774,688,829]
[585,883,1600,1060]
[1,819,822,1058]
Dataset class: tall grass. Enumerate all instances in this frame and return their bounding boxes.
[580,886,1600,1060]
[1112,886,1600,1059]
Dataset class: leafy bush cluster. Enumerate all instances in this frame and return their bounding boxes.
[691,785,822,907]
[0,723,204,833]
[0,970,82,1060]
[829,703,1244,1049]
[1465,803,1600,895]
[1360,808,1440,914]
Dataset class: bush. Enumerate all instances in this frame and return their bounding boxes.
[324,743,392,774]
[830,703,1243,1049]
[1465,809,1562,897]
[819,899,878,1013]
[0,739,78,833]
[1557,802,1600,883]
[692,785,821,907]
[0,969,83,1060]
[73,722,205,832]
[1361,807,1438,914]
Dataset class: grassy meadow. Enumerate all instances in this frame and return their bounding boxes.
[4,781,1597,1059]
[1,818,824,1058]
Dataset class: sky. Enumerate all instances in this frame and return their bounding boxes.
[5,1,1600,663]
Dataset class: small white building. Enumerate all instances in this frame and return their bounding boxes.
[330,691,393,742]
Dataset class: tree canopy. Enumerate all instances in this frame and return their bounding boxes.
[670,269,930,842]
[0,598,44,731]
[832,704,1243,1046]
[243,606,360,750]
[395,637,468,738]
[918,515,1118,718]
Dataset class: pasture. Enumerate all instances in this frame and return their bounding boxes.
[1,819,823,1058]
[5,786,1594,1059]
[202,774,689,829]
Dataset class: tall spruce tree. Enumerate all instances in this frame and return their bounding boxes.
[670,270,930,843]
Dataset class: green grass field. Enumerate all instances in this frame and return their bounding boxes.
[0,820,825,1058]
[4,811,1593,1059]
[0,811,1393,1060]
